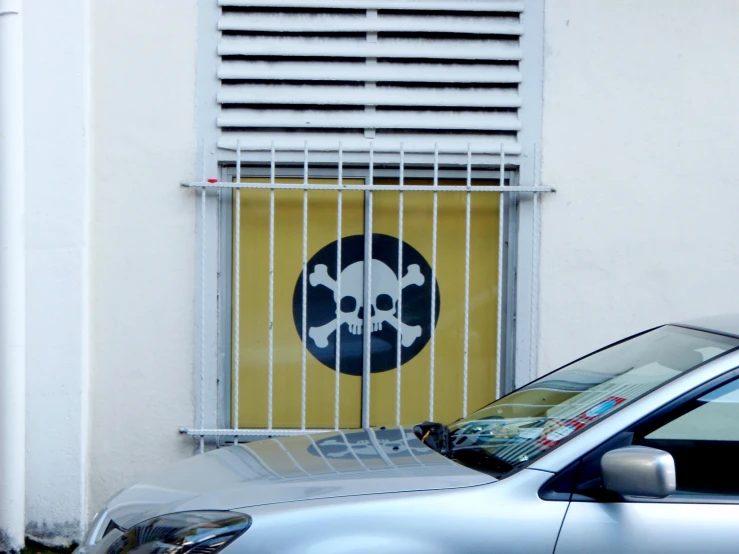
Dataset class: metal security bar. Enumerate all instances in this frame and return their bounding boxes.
[181,142,553,449]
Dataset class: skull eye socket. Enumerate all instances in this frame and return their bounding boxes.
[376,294,394,311]
[340,296,357,313]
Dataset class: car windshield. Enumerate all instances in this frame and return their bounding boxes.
[447,325,739,476]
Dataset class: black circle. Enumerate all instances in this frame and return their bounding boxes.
[293,234,441,376]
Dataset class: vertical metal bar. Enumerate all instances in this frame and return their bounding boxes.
[496,143,506,400]
[268,142,276,430]
[301,142,309,430]
[395,143,404,427]
[215,185,223,440]
[529,145,541,382]
[429,143,439,421]
[462,143,472,417]
[334,143,343,430]
[233,141,241,441]
[361,142,374,429]
[200,185,206,454]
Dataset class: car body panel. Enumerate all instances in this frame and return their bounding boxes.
[106,427,495,528]
[226,469,565,554]
[555,500,739,554]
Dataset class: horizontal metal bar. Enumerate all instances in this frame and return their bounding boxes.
[218,109,521,131]
[180,427,337,437]
[223,166,510,180]
[218,36,522,62]
[181,181,555,193]
[219,13,523,35]
[218,84,522,109]
[219,61,521,84]
[217,136,522,155]
[218,0,525,13]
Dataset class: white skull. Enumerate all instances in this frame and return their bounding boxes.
[307,258,426,348]
[336,261,364,335]
[336,260,400,334]
[369,260,399,332]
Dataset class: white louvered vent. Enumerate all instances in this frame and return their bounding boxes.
[217,1,524,154]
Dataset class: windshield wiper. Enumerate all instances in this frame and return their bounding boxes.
[450,446,515,476]
[413,421,451,457]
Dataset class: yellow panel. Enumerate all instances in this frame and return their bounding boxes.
[234,178,365,429]
[370,180,499,426]
[234,177,500,430]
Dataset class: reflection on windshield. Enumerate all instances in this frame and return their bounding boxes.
[448,326,739,475]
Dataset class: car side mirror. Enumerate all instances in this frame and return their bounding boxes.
[601,446,676,498]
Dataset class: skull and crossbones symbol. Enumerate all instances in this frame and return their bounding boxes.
[307,260,425,349]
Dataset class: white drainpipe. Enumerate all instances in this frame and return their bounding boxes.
[0,0,26,551]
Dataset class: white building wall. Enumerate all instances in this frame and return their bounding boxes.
[23,0,89,544]
[539,0,739,372]
[18,0,739,545]
[88,0,198,518]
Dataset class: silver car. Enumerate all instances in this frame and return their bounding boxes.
[77,315,739,554]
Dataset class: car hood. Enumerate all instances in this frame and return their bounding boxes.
[106,427,494,528]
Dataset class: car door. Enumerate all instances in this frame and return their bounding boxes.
[554,375,739,554]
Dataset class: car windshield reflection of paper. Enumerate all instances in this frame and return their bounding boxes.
[448,325,739,474]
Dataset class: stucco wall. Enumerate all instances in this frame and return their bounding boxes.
[24,0,739,541]
[539,0,739,372]
[23,0,89,544]
[89,0,198,516]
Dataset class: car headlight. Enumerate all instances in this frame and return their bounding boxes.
[101,511,251,554]
[76,509,110,553]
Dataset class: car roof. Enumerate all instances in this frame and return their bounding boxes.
[675,313,739,339]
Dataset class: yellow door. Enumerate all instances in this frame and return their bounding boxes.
[233,177,500,429]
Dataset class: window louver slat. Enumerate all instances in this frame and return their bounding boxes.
[218,37,522,61]
[218,110,521,131]
[219,14,523,35]
[218,85,522,108]
[219,62,521,84]
[217,1,524,155]
[219,0,524,12]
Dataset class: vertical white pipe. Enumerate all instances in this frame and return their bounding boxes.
[268,142,275,430]
[0,0,26,549]
[429,144,439,421]
[198,143,206,453]
[495,144,506,400]
[361,143,374,429]
[334,143,343,430]
[233,143,241,442]
[199,186,206,454]
[395,144,404,427]
[529,145,542,382]
[301,142,308,430]
[462,144,472,417]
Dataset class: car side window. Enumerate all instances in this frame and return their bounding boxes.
[639,378,739,497]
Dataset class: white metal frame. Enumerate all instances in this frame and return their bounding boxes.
[182,142,552,449]
[190,0,547,449]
